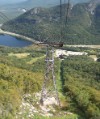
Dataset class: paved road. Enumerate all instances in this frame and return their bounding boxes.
[65,45,100,49]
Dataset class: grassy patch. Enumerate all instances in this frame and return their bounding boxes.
[27,55,45,64]
[8,53,30,58]
[33,114,78,119]
[89,55,97,61]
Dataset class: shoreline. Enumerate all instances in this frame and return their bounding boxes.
[0,28,40,44]
[0,28,100,49]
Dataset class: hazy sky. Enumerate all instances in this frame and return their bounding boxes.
[0,0,90,6]
[0,0,27,5]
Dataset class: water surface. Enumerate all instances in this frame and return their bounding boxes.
[0,34,33,47]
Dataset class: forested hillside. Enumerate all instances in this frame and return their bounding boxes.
[0,45,100,119]
[2,1,100,44]
[0,45,45,118]
[0,0,100,119]
[61,56,100,119]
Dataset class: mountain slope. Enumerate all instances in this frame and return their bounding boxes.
[2,1,100,44]
[0,45,100,119]
[0,0,90,24]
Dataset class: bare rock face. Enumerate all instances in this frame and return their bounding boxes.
[88,0,100,14]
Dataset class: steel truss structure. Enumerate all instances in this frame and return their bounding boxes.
[40,0,70,106]
[40,45,60,106]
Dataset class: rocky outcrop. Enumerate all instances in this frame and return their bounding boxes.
[88,0,100,14]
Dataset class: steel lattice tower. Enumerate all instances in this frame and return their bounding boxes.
[40,45,60,106]
[40,0,70,106]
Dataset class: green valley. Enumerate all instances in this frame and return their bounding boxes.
[0,0,100,119]
[1,1,100,44]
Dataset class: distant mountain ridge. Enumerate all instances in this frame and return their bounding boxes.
[2,1,100,44]
[0,0,91,23]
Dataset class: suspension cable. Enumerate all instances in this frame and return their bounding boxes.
[0,12,9,21]
[60,0,70,42]
[65,0,70,24]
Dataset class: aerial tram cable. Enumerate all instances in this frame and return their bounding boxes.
[0,12,9,21]
[59,0,61,43]
[65,0,70,24]
[59,0,70,43]
[60,0,62,22]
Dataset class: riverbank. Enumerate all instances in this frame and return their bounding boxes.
[0,28,40,44]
